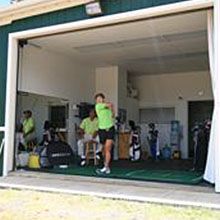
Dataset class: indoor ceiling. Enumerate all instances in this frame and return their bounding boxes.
[29,10,209,75]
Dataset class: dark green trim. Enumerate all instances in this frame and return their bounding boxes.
[0,133,4,176]
[0,30,8,127]
[0,0,189,174]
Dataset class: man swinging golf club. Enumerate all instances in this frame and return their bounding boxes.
[95,93,115,175]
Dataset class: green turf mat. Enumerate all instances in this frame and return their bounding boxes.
[39,166,203,185]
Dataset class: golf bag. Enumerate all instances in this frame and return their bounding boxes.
[47,141,74,166]
[194,120,211,171]
[129,131,141,161]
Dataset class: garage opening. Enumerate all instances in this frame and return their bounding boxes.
[15,10,213,185]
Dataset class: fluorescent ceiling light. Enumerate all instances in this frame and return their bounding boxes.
[85,1,102,16]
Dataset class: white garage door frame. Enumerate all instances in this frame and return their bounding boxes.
[4,0,215,185]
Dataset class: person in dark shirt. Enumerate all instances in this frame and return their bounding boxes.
[147,123,159,160]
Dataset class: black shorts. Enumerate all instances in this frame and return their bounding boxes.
[98,126,115,145]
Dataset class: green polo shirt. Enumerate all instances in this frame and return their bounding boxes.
[23,117,35,135]
[80,117,98,135]
[95,103,114,129]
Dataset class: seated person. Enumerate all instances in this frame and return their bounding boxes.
[40,120,52,146]
[49,123,66,143]
[35,121,53,166]
[36,120,53,155]
[22,110,36,145]
[77,109,102,166]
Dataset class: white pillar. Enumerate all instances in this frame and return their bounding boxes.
[4,36,18,176]
[214,0,220,192]
[95,66,119,113]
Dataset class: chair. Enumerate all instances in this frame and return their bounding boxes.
[85,140,98,165]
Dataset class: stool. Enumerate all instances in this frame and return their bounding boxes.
[85,141,97,165]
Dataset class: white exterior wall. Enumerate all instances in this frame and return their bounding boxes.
[132,71,213,158]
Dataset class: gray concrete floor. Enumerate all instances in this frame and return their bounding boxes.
[0,170,219,209]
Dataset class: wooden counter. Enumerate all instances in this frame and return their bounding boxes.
[118,132,130,159]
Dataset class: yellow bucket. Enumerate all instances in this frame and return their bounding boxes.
[28,153,40,169]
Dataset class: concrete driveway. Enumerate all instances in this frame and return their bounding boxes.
[0,170,219,209]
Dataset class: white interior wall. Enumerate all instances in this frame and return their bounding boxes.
[132,71,213,158]
[133,71,213,106]
[118,66,139,123]
[125,97,139,123]
[95,66,139,123]
[18,46,95,102]
[17,93,65,141]
[18,46,96,149]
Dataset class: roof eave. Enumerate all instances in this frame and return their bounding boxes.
[0,0,91,26]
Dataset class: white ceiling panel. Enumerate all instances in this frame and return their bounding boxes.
[28,10,209,75]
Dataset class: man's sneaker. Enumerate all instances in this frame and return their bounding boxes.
[80,159,86,166]
[96,166,111,175]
